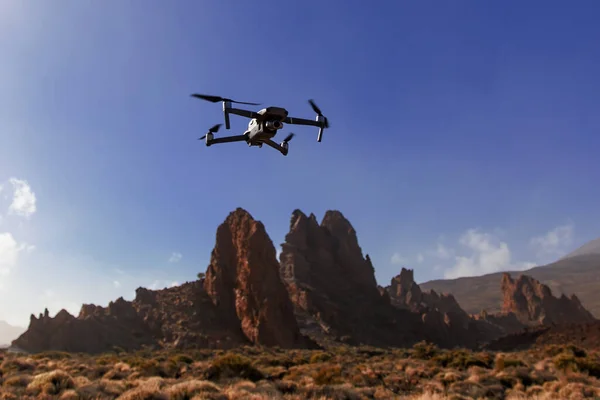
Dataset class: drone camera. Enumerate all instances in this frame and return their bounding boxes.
[265,120,283,130]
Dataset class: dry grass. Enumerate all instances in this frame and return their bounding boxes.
[0,343,598,399]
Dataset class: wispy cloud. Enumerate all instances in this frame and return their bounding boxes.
[7,178,36,219]
[0,232,34,276]
[149,280,179,290]
[530,222,574,260]
[428,229,536,280]
[168,252,182,263]
[390,252,406,265]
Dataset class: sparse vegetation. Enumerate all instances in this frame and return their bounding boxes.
[0,344,599,399]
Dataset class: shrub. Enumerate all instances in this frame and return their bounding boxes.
[310,351,332,363]
[312,364,343,385]
[411,341,438,360]
[205,353,264,382]
[170,354,194,365]
[26,369,74,395]
[32,351,72,360]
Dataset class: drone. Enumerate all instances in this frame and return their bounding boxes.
[191,93,330,156]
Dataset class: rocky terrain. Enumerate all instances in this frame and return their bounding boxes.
[279,210,431,348]
[12,209,314,353]
[9,208,599,355]
[420,252,600,318]
[499,273,595,326]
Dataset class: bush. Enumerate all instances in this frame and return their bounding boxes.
[312,364,343,385]
[495,355,524,371]
[32,351,72,360]
[170,354,194,365]
[310,352,332,363]
[205,352,264,382]
[411,341,439,360]
[433,350,492,370]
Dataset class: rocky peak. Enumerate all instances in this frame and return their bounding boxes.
[501,273,596,325]
[387,268,423,310]
[204,208,311,348]
[280,210,429,347]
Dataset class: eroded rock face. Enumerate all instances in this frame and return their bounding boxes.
[280,210,428,348]
[500,273,596,326]
[204,208,313,348]
[12,208,313,353]
[12,281,247,354]
[385,268,500,347]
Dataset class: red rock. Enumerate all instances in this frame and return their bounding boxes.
[500,273,596,326]
[204,208,314,348]
[280,210,428,347]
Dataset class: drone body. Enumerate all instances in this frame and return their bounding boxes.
[192,94,329,156]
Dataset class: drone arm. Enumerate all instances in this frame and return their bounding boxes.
[227,107,260,120]
[283,116,322,127]
[208,135,248,145]
[263,139,288,156]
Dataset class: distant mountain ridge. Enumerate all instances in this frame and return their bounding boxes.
[420,253,600,318]
[0,320,25,347]
[561,237,600,260]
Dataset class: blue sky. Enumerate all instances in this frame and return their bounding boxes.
[1,1,600,327]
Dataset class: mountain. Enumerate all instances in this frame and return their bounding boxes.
[562,237,600,260]
[0,320,25,347]
[10,208,597,354]
[420,253,600,318]
[12,209,315,353]
[280,210,433,348]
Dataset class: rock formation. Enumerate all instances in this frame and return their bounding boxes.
[12,208,313,353]
[500,273,596,326]
[12,281,248,353]
[385,267,508,347]
[387,268,470,321]
[11,208,597,354]
[204,208,314,348]
[280,210,431,347]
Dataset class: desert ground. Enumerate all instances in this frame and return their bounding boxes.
[1,342,599,400]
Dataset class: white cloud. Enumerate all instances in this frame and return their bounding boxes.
[7,178,36,218]
[0,232,32,276]
[149,279,180,290]
[443,229,535,279]
[530,222,574,260]
[168,252,182,263]
[390,252,406,265]
[416,253,424,264]
[113,280,121,288]
[435,243,454,259]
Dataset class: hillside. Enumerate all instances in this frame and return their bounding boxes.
[562,237,600,260]
[0,321,25,348]
[420,253,600,318]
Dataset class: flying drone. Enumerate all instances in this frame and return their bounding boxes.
[191,93,330,156]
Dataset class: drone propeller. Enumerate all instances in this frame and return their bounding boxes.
[308,99,330,128]
[191,93,261,106]
[198,123,221,140]
[283,132,295,143]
